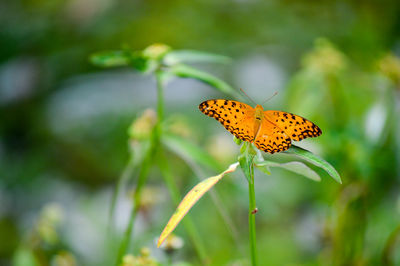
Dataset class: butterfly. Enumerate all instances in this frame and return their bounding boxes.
[199,99,322,154]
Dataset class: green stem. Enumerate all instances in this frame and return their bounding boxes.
[248,163,257,266]
[239,143,258,266]
[116,144,154,265]
[116,205,138,265]
[156,70,165,124]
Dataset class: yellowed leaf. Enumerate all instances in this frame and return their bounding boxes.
[157,162,239,247]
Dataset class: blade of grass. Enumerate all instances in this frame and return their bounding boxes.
[157,149,209,262]
[163,134,244,256]
[157,162,239,248]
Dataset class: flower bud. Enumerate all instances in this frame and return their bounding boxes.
[302,38,347,75]
[128,109,157,141]
[378,54,400,86]
[143,43,171,61]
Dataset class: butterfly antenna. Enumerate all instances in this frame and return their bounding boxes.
[239,88,257,105]
[262,91,278,105]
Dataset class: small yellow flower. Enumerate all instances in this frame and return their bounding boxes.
[128,109,157,141]
[378,53,400,86]
[128,186,163,212]
[166,115,193,139]
[36,203,64,245]
[52,251,77,266]
[143,44,171,61]
[302,38,347,75]
[121,248,158,266]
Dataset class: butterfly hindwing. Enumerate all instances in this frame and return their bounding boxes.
[199,99,256,142]
[264,111,322,141]
[254,118,291,153]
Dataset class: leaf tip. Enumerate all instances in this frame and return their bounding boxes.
[156,238,163,248]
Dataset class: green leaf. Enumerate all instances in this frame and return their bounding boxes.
[233,136,243,146]
[255,160,321,182]
[256,163,271,175]
[162,133,221,172]
[170,64,240,98]
[129,51,159,73]
[131,44,171,72]
[238,142,256,183]
[284,145,342,184]
[90,51,130,67]
[164,50,231,65]
[90,50,159,72]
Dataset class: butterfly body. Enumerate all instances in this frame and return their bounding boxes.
[199,99,322,154]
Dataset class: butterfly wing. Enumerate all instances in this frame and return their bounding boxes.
[254,118,292,154]
[199,99,256,142]
[264,111,322,141]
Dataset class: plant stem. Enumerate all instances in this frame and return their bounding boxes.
[239,143,258,266]
[156,70,165,123]
[248,161,257,266]
[116,144,154,265]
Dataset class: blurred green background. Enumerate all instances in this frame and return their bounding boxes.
[1,0,400,265]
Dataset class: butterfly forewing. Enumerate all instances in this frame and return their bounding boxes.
[199,100,256,142]
[264,111,322,141]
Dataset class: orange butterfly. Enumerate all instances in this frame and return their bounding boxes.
[199,100,322,154]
